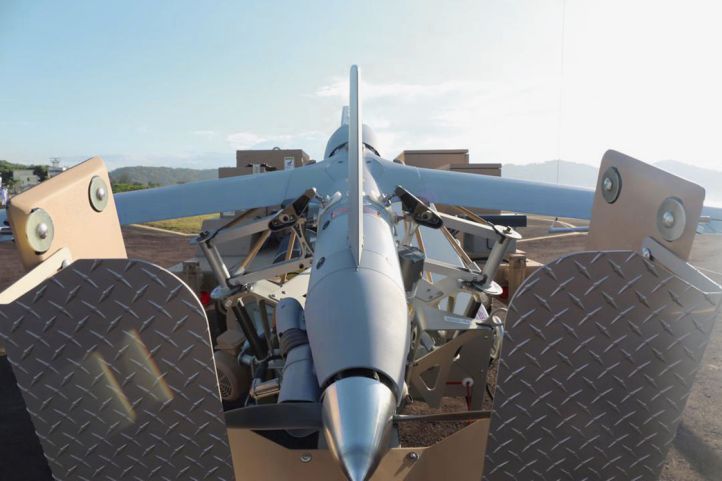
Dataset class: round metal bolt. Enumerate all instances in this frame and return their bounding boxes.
[89,176,109,212]
[300,453,312,463]
[600,167,622,203]
[662,211,675,228]
[641,247,652,259]
[656,197,686,242]
[25,208,54,253]
[407,452,419,462]
[36,222,49,239]
[603,177,613,192]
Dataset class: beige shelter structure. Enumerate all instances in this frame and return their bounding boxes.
[394,149,501,178]
[219,149,311,178]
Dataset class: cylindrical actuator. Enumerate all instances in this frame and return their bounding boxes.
[276,297,320,403]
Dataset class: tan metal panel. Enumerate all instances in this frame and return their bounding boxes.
[6,156,126,270]
[228,419,489,480]
[486,250,721,480]
[587,150,704,260]
[0,259,233,480]
[0,247,72,304]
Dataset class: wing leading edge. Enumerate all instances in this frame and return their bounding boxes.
[376,157,722,222]
[113,161,331,224]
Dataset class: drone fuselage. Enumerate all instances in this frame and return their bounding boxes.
[304,154,409,481]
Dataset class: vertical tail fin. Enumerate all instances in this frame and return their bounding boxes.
[348,65,363,266]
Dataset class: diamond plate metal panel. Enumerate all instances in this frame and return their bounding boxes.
[0,259,234,481]
[484,251,721,481]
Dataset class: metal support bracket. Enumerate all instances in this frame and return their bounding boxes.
[588,150,705,260]
[197,189,316,297]
[5,156,126,270]
[395,185,443,229]
[408,327,494,410]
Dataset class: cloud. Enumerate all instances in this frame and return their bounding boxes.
[225,130,326,153]
[226,131,267,149]
[311,75,564,161]
[314,78,483,100]
[191,130,219,140]
[310,76,567,160]
[99,152,232,170]
[0,119,33,127]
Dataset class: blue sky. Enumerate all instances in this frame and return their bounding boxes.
[1,1,721,170]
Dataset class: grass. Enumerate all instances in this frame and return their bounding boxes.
[144,213,219,234]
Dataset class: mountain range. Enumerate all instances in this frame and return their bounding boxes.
[502,160,722,204]
[109,166,217,186]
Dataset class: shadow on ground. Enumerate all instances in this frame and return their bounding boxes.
[674,422,722,481]
[0,356,51,481]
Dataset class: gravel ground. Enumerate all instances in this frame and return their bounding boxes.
[0,221,720,480]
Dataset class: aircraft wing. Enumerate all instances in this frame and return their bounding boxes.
[376,157,722,221]
[3,154,721,226]
[114,161,331,224]
[376,158,595,219]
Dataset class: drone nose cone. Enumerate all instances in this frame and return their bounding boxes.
[322,376,396,481]
[339,452,377,481]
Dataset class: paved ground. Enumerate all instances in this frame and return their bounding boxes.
[0,222,720,480]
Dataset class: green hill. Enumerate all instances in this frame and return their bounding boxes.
[109,166,217,186]
[0,160,49,185]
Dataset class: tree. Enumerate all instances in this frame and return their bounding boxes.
[32,165,49,181]
[4,177,19,194]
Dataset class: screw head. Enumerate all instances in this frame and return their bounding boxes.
[603,177,613,192]
[656,197,686,241]
[600,167,622,203]
[662,211,675,227]
[36,222,49,239]
[641,247,652,259]
[407,452,419,461]
[25,208,54,253]
[300,453,312,463]
[89,176,109,212]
